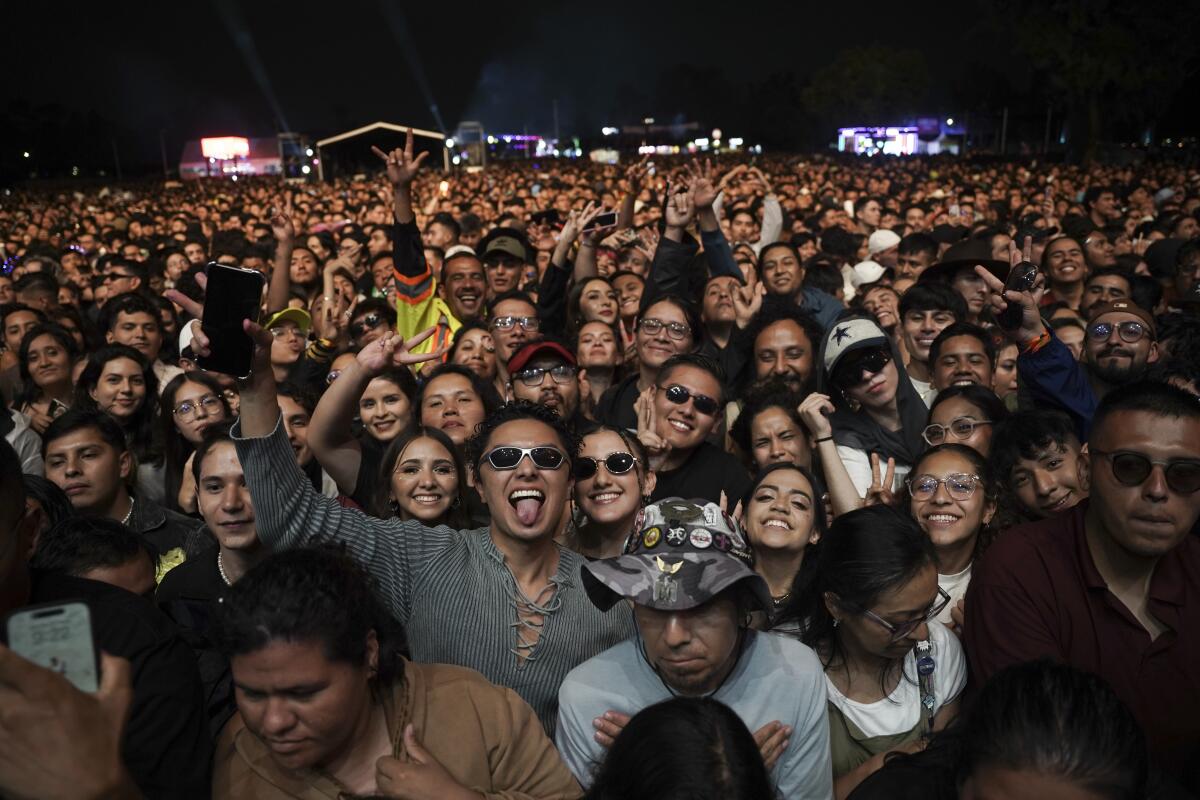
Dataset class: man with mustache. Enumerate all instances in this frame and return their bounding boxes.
[373,130,484,360]
[981,262,1159,439]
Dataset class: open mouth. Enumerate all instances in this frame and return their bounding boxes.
[588,491,623,504]
[1040,492,1073,512]
[762,518,791,530]
[509,488,546,526]
[410,493,444,505]
[924,513,961,525]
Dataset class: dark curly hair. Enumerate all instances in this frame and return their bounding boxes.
[464,400,582,479]
[214,546,408,685]
[415,363,503,426]
[732,300,824,389]
[728,376,809,460]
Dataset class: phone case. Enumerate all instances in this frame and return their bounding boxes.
[5,601,99,692]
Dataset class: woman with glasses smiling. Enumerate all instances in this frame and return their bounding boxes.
[567,424,655,559]
[781,505,965,798]
[904,444,998,634]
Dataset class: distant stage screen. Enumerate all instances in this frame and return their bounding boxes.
[837,127,918,156]
[201,137,251,160]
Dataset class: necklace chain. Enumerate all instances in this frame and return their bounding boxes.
[217,551,232,586]
[120,498,135,527]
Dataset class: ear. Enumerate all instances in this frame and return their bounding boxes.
[105,331,115,344]
[364,628,380,675]
[643,470,658,497]
[1078,447,1091,493]
[822,591,842,623]
[88,385,100,402]
[1147,341,1160,365]
[118,449,133,481]
[981,498,998,527]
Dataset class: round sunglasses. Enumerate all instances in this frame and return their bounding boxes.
[482,445,567,471]
[1087,320,1147,344]
[1090,450,1200,494]
[573,452,638,480]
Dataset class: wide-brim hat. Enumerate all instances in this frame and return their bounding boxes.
[581,498,772,613]
[918,238,1009,285]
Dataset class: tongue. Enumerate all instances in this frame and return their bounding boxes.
[515,498,542,526]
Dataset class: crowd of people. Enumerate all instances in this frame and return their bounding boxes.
[1,131,1199,799]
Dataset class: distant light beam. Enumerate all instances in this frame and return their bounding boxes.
[377,0,447,133]
[212,0,291,132]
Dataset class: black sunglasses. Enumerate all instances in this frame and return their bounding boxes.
[662,384,720,416]
[574,452,638,480]
[350,313,386,339]
[1091,450,1200,494]
[833,349,892,389]
[483,445,567,471]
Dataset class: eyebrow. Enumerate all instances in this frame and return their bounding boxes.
[755,483,813,501]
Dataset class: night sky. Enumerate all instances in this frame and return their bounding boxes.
[2,0,1198,175]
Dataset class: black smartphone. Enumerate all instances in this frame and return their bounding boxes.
[583,211,618,233]
[196,263,266,379]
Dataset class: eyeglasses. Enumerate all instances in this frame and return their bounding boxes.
[638,317,691,341]
[482,445,567,471]
[174,394,223,419]
[350,313,386,339]
[514,365,576,386]
[855,587,952,642]
[1087,321,1147,344]
[574,452,638,480]
[661,384,720,416]
[489,315,540,332]
[833,349,892,389]
[922,416,992,446]
[907,472,983,501]
[102,272,136,283]
[1090,450,1200,494]
[270,326,304,339]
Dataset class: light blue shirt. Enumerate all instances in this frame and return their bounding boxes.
[556,630,834,799]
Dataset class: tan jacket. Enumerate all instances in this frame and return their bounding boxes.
[212,659,582,800]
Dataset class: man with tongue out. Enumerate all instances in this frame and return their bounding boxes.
[173,277,636,735]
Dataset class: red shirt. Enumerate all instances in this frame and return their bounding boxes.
[965,501,1200,784]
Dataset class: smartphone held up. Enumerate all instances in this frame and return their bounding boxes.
[195,263,267,379]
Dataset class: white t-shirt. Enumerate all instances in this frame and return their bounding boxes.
[909,375,937,407]
[825,620,965,738]
[937,563,972,626]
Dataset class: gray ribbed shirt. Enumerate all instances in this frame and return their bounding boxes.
[232,416,636,733]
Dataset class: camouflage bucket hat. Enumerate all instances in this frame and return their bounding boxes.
[581,498,772,613]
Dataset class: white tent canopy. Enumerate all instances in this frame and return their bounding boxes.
[314,121,448,180]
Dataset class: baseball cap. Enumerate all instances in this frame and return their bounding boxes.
[481,228,530,262]
[1087,300,1156,338]
[581,498,771,613]
[507,339,575,374]
[867,229,901,256]
[444,244,477,261]
[850,260,890,289]
[263,307,311,334]
[822,316,890,376]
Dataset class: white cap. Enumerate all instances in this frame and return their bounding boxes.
[867,229,901,256]
[444,244,477,260]
[179,320,197,356]
[851,260,888,288]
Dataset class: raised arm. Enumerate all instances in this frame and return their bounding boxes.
[265,195,296,314]
[616,156,650,231]
[799,393,865,516]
